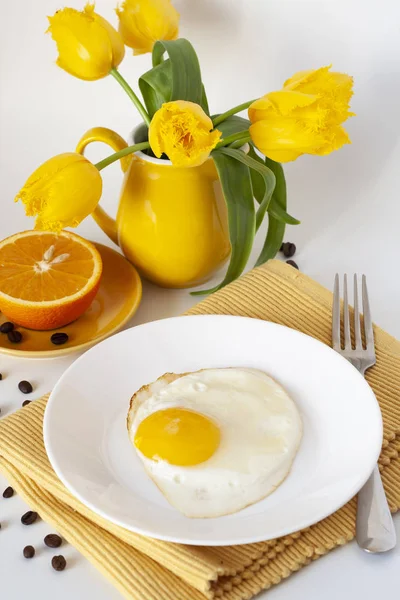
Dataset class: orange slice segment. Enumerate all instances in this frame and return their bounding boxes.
[0,230,102,330]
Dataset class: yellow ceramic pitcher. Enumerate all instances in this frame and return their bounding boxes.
[76,127,230,288]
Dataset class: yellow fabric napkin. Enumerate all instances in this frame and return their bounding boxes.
[0,260,399,600]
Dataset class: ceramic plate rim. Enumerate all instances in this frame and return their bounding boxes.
[0,245,142,359]
[44,315,383,545]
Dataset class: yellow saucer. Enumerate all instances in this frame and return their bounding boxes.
[0,243,142,359]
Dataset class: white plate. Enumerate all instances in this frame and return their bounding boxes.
[44,315,382,546]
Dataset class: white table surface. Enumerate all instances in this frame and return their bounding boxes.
[1,0,400,597]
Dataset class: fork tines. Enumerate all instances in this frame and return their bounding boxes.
[332,274,375,354]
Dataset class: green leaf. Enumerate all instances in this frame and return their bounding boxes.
[247,145,265,204]
[213,115,250,137]
[139,39,208,118]
[152,39,203,104]
[191,151,256,295]
[132,122,149,144]
[139,59,172,118]
[218,147,276,232]
[268,202,300,225]
[245,147,299,227]
[256,158,287,266]
[201,84,210,116]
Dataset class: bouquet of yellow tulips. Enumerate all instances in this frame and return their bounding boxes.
[16,0,354,294]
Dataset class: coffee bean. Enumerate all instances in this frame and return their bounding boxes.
[0,321,14,334]
[44,534,62,548]
[282,242,296,258]
[51,555,66,571]
[50,332,69,346]
[8,330,22,343]
[23,545,35,559]
[3,486,14,499]
[21,511,38,526]
[18,381,33,394]
[0,373,2,380]
[22,400,32,407]
[286,260,299,270]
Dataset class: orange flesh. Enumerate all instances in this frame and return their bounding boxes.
[0,233,96,302]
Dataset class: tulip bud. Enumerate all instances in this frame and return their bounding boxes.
[149,101,222,167]
[116,0,179,55]
[15,153,103,231]
[47,3,125,81]
[249,66,354,162]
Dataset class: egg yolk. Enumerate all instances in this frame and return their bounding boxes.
[134,408,220,466]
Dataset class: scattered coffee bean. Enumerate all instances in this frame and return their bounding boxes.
[21,511,38,526]
[23,545,35,559]
[282,242,296,258]
[0,321,14,334]
[18,381,33,394]
[51,555,66,571]
[0,373,2,380]
[3,486,14,499]
[286,260,299,270]
[8,330,22,343]
[22,400,32,407]
[50,332,69,346]
[44,534,62,548]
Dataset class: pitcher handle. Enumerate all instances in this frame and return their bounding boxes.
[76,127,131,246]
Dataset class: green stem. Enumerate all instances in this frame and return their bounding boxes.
[229,135,252,149]
[110,68,150,126]
[215,130,250,149]
[95,142,150,171]
[212,100,256,127]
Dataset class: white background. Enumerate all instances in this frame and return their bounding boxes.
[0,0,399,598]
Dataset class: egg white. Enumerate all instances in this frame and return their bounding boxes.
[128,368,302,518]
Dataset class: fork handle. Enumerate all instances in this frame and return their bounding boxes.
[356,465,396,552]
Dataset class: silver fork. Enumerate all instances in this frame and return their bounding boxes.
[332,274,396,553]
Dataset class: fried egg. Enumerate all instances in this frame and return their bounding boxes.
[127,368,302,518]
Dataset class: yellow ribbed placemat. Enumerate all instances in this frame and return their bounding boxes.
[0,260,399,600]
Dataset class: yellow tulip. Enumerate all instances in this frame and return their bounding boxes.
[116,0,179,55]
[47,4,125,81]
[149,101,222,167]
[15,153,102,232]
[248,66,354,162]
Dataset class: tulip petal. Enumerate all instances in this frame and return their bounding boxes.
[250,65,353,162]
[267,91,318,115]
[16,153,102,232]
[248,105,273,124]
[85,4,125,67]
[249,96,275,112]
[250,118,325,162]
[172,100,213,128]
[149,101,221,167]
[330,72,354,89]
[116,0,179,55]
[148,107,165,157]
[16,153,85,215]
[47,7,123,81]
[312,125,351,156]
[259,149,303,163]
[284,66,354,123]
[248,91,318,123]
[284,65,332,90]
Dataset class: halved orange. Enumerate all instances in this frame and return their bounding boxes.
[0,230,102,330]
